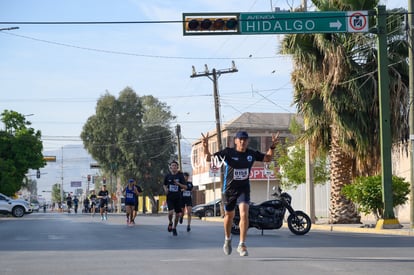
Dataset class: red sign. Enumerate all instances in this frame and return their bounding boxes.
[249,167,276,180]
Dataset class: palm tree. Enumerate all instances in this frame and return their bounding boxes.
[281,0,409,223]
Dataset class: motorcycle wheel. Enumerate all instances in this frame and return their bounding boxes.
[287,210,311,235]
[231,220,240,235]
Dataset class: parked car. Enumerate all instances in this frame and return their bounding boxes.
[192,198,221,219]
[30,202,40,212]
[0,193,33,217]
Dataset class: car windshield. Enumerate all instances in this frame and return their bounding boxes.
[207,199,220,205]
[0,193,11,200]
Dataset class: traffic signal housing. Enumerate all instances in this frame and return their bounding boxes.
[183,13,240,35]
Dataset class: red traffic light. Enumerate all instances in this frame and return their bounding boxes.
[213,19,225,29]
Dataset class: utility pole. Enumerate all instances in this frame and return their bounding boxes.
[300,0,315,224]
[176,124,182,169]
[301,0,307,10]
[408,0,414,229]
[191,61,238,196]
[376,5,400,229]
[60,147,64,204]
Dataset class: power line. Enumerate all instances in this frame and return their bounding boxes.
[0,11,410,25]
[0,31,281,60]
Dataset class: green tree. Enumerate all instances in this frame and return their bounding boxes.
[51,183,61,203]
[21,177,38,198]
[124,95,175,212]
[81,88,176,212]
[81,88,144,194]
[0,110,44,196]
[342,175,410,220]
[276,118,329,189]
[280,1,408,223]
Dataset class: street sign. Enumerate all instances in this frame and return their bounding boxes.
[90,163,101,169]
[70,181,82,188]
[43,155,56,162]
[264,162,274,177]
[239,11,369,34]
[209,165,220,177]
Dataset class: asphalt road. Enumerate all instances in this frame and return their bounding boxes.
[1,212,413,275]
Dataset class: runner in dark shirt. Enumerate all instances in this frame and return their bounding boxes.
[202,130,279,256]
[181,172,193,232]
[97,185,109,221]
[163,160,187,236]
[89,190,97,216]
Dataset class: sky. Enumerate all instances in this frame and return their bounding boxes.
[0,0,407,200]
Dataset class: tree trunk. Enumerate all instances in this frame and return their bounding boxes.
[329,132,361,224]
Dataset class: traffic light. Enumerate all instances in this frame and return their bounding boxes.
[183,13,240,35]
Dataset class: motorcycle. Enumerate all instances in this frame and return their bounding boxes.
[231,187,311,235]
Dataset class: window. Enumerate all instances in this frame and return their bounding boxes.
[248,137,261,151]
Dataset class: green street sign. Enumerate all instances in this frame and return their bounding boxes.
[239,11,369,34]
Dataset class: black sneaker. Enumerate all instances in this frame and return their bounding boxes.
[167,223,173,232]
[172,228,178,236]
[187,225,191,232]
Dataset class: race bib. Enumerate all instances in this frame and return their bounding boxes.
[234,168,249,180]
[169,185,179,192]
[183,190,191,197]
[126,193,134,199]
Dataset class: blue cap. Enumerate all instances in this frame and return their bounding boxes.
[235,131,249,139]
[128,179,135,183]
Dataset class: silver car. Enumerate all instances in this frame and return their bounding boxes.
[0,193,33,217]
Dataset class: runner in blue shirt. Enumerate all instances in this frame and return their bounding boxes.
[123,179,141,226]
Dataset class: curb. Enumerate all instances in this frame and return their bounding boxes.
[311,223,414,236]
[203,216,414,236]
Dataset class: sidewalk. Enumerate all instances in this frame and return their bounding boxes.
[312,218,414,236]
[204,216,414,236]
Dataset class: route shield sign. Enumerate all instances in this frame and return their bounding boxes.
[239,11,369,34]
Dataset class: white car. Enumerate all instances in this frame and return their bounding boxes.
[0,193,33,217]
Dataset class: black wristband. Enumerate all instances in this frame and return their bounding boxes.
[270,145,276,150]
